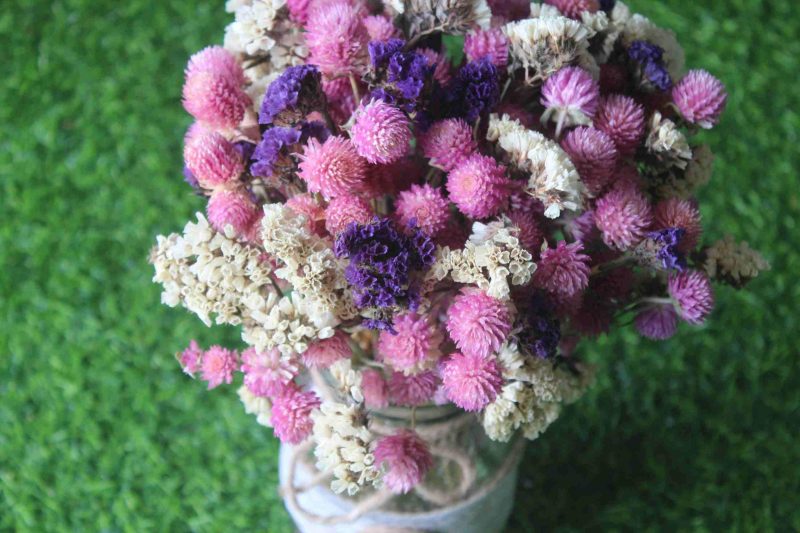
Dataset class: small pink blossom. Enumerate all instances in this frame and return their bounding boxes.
[652,198,702,253]
[182,71,250,130]
[183,130,244,189]
[350,100,411,164]
[305,1,368,77]
[270,385,321,444]
[363,15,401,41]
[286,193,327,236]
[298,136,368,199]
[447,154,511,219]
[419,118,477,172]
[374,429,433,494]
[543,0,600,19]
[379,312,444,374]
[395,184,451,237]
[594,188,653,250]
[361,369,389,409]
[207,188,259,235]
[419,48,453,86]
[324,195,374,235]
[464,28,508,68]
[594,94,646,156]
[446,288,512,358]
[178,340,203,376]
[241,347,299,398]
[668,270,714,325]
[185,46,245,86]
[672,70,727,128]
[561,126,619,195]
[388,371,439,407]
[301,331,352,369]
[635,304,679,340]
[440,352,503,411]
[532,241,591,298]
[200,345,239,390]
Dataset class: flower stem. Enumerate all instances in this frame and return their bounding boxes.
[348,73,362,103]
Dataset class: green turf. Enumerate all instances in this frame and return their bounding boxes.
[1,1,798,531]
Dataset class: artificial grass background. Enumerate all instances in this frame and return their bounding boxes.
[1,1,798,531]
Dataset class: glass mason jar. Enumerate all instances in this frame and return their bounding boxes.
[279,397,525,533]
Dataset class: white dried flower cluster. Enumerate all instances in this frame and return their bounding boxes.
[482,341,592,442]
[646,112,693,170]
[241,291,334,355]
[261,204,356,327]
[328,359,365,403]
[238,385,273,427]
[487,114,585,218]
[581,1,632,64]
[406,0,491,37]
[427,218,536,301]
[704,235,770,287]
[503,10,597,85]
[311,402,381,496]
[224,0,286,56]
[151,213,273,327]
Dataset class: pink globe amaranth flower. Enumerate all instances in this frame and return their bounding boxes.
[464,28,509,68]
[301,331,352,369]
[509,191,546,218]
[242,347,299,398]
[672,70,727,129]
[561,126,618,196]
[496,102,536,129]
[324,195,374,235]
[508,211,545,254]
[635,304,679,340]
[305,1,368,77]
[207,188,258,234]
[364,14,401,41]
[363,157,425,197]
[270,385,321,444]
[440,352,503,411]
[487,0,530,22]
[419,48,453,86]
[350,100,412,164]
[184,130,244,189]
[568,209,600,244]
[653,198,703,253]
[178,340,203,376]
[298,135,368,199]
[544,0,600,19]
[594,94,645,156]
[182,71,251,130]
[571,296,614,338]
[533,241,591,298]
[594,188,653,250]
[379,312,444,374]
[286,193,327,236]
[395,184,450,237]
[541,66,600,132]
[611,162,645,195]
[446,288,513,358]
[419,118,477,173]
[374,429,434,494]
[185,46,245,87]
[447,154,511,219]
[200,346,239,390]
[388,371,439,407]
[361,369,389,409]
[287,0,312,24]
[668,270,714,325]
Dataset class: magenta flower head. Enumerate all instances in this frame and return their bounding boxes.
[182,71,250,130]
[388,370,439,407]
[286,193,326,236]
[533,241,591,298]
[464,28,509,68]
[395,184,451,238]
[653,198,703,253]
[672,70,727,129]
[200,345,239,390]
[350,100,412,164]
[419,118,478,172]
[561,126,619,195]
[419,48,453,86]
[508,211,545,254]
[361,369,389,409]
[324,195,374,235]
[301,331,352,369]
[207,188,259,235]
[540,66,600,136]
[594,188,653,250]
[183,130,244,189]
[446,288,513,358]
[635,304,679,340]
[440,352,504,411]
[287,0,313,24]
[178,340,203,377]
[305,0,368,77]
[185,46,245,86]
[298,135,368,199]
[447,154,511,219]
[364,14,401,42]
[544,0,600,19]
[379,312,444,374]
[241,347,299,398]
[668,270,714,325]
[594,94,646,156]
[374,429,434,494]
[270,385,321,444]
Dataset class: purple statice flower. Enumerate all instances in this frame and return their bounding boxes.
[233,140,256,162]
[300,120,331,143]
[387,50,430,101]
[628,41,672,91]
[259,65,323,126]
[335,218,435,330]
[516,294,561,359]
[367,39,432,113]
[445,58,500,123]
[250,127,302,178]
[647,228,686,271]
[369,39,405,70]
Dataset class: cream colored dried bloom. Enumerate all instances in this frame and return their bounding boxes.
[238,385,273,427]
[487,114,585,219]
[406,0,491,37]
[328,359,364,404]
[646,112,692,170]
[150,213,273,327]
[581,6,630,64]
[503,14,597,85]
[704,235,770,288]
[469,217,537,300]
[241,292,334,355]
[312,402,381,496]
[224,0,286,56]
